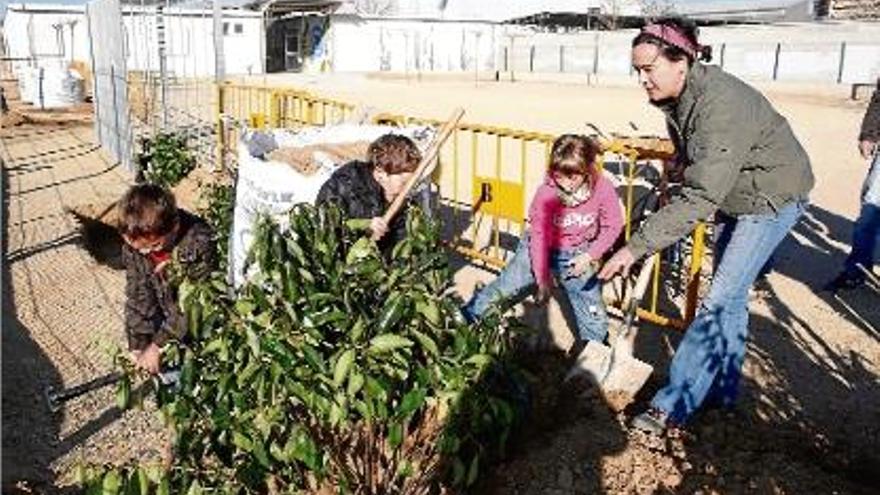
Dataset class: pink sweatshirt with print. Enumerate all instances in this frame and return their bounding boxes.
[528,174,624,288]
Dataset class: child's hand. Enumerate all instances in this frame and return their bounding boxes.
[534,285,552,306]
[565,252,595,279]
[153,259,170,275]
[370,217,389,241]
[132,343,162,375]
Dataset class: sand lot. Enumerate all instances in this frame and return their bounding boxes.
[3,72,878,493]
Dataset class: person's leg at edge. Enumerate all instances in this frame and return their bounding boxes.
[835,153,880,286]
[643,201,805,428]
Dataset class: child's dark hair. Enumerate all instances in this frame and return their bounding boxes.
[117,183,179,238]
[549,134,601,187]
[632,17,712,64]
[368,134,422,174]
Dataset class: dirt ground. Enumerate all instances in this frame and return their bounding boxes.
[3,73,879,494]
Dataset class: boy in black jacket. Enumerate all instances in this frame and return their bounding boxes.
[316,134,421,254]
[118,184,215,374]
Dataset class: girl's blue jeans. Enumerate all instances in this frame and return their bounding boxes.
[461,235,609,344]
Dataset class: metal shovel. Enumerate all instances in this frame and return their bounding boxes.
[44,368,181,413]
[565,255,656,398]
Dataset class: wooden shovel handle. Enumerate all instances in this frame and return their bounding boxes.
[631,253,657,304]
[621,254,657,331]
[381,108,465,224]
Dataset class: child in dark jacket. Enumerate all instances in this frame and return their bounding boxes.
[316,133,422,254]
[118,184,215,375]
[462,134,623,344]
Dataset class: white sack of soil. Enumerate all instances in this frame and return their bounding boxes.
[229,124,436,287]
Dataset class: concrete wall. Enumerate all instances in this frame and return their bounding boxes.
[498,22,880,83]
[324,18,880,84]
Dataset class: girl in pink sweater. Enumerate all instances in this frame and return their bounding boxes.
[462,134,624,344]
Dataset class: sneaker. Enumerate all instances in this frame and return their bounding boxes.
[631,407,670,436]
[823,272,865,292]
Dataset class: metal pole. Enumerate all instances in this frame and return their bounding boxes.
[559,45,564,73]
[592,33,599,75]
[157,3,168,129]
[719,42,726,70]
[85,3,103,147]
[772,42,781,81]
[529,45,535,73]
[837,41,846,84]
[213,0,226,171]
[111,63,121,164]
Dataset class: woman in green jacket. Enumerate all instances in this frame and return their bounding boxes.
[598,17,814,434]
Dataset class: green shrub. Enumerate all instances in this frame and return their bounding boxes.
[84,205,525,494]
[139,132,196,188]
[199,181,235,267]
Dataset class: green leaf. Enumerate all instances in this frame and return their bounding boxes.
[466,455,480,486]
[376,295,407,333]
[346,236,377,265]
[186,480,202,495]
[302,345,326,372]
[137,467,149,495]
[452,457,466,485]
[388,422,403,449]
[396,388,426,419]
[368,334,413,354]
[297,268,316,284]
[415,299,442,326]
[156,475,170,495]
[410,329,439,357]
[465,354,492,369]
[232,430,253,452]
[350,317,366,342]
[347,371,365,397]
[333,349,355,387]
[245,326,262,357]
[202,337,225,355]
[345,218,372,232]
[269,440,289,463]
[102,469,121,495]
[235,298,256,315]
[74,464,88,485]
[116,376,131,410]
[288,428,321,471]
[253,439,271,468]
[237,360,260,387]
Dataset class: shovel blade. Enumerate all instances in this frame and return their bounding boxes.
[565,341,653,398]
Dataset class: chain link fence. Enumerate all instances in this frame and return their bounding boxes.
[86,0,224,176]
[86,0,133,172]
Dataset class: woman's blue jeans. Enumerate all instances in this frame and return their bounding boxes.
[650,200,806,424]
[461,236,609,343]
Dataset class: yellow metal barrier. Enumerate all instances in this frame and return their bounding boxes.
[215,83,356,171]
[215,83,705,330]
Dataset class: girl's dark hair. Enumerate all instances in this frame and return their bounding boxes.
[117,183,179,238]
[549,134,601,189]
[632,17,713,64]
[368,134,422,174]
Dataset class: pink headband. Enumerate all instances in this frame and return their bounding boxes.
[641,24,700,59]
